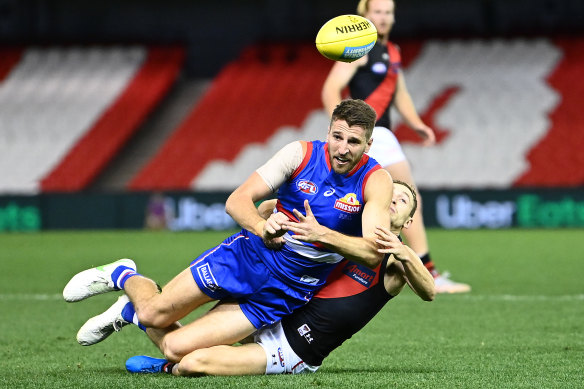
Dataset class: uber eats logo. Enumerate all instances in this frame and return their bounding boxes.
[435,193,584,229]
[517,195,584,227]
[0,203,41,231]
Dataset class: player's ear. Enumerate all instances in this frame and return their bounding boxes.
[402,217,413,230]
[365,137,373,153]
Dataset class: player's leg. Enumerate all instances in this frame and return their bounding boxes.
[125,303,262,374]
[125,343,266,376]
[175,343,267,376]
[75,267,214,347]
[124,267,213,329]
[159,301,256,362]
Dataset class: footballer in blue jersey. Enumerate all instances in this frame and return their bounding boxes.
[64,99,393,365]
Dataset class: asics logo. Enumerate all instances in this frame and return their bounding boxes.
[323,188,335,197]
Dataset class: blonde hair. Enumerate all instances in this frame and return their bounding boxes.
[356,0,369,16]
[357,0,394,16]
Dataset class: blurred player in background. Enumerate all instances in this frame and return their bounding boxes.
[124,180,435,376]
[321,0,470,293]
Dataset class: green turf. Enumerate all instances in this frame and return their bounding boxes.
[1,229,583,388]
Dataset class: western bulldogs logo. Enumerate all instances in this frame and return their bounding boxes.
[297,180,318,194]
[343,262,376,287]
[334,193,362,213]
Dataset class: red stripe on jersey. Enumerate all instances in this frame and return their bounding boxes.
[275,201,299,222]
[323,143,331,171]
[346,153,370,177]
[364,42,401,120]
[361,164,381,199]
[290,141,313,181]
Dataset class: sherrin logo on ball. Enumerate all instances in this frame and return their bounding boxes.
[315,14,377,62]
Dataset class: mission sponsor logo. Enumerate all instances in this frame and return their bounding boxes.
[334,193,361,213]
[297,180,318,195]
[343,262,376,287]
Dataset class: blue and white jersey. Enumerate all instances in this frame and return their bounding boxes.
[248,140,382,290]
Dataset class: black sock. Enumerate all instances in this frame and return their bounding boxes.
[420,253,438,277]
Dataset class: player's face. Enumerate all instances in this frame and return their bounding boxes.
[389,183,414,229]
[365,0,395,38]
[327,119,372,174]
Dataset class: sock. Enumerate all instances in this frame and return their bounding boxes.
[420,253,439,278]
[162,362,176,374]
[121,301,147,331]
[111,265,140,290]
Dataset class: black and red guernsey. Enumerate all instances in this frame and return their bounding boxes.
[348,41,402,130]
[281,254,394,366]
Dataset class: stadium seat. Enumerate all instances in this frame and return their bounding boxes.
[0,45,185,193]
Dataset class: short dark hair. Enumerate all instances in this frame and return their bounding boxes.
[393,179,417,217]
[331,99,376,140]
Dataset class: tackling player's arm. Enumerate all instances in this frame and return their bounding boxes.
[376,226,435,301]
[225,141,306,239]
[257,199,278,220]
[321,56,367,116]
[283,168,392,268]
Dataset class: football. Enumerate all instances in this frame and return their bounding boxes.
[315,14,377,62]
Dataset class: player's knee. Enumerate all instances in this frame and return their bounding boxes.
[177,349,213,376]
[160,332,192,362]
[135,305,173,328]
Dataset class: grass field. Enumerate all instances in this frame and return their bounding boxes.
[1,229,583,388]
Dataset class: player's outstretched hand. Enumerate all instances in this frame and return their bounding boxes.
[375,226,409,261]
[414,124,436,147]
[263,211,289,240]
[283,200,326,243]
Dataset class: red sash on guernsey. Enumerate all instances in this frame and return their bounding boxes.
[364,42,402,121]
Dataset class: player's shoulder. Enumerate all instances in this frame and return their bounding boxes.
[364,168,393,198]
[278,140,306,155]
[369,167,392,182]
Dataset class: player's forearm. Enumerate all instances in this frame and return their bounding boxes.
[318,228,384,268]
[400,250,435,301]
[321,87,342,117]
[394,73,425,129]
[395,94,424,129]
[225,192,265,237]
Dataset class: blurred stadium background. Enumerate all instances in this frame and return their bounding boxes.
[0,0,583,232]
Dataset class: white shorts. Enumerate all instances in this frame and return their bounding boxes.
[366,126,407,167]
[255,322,320,375]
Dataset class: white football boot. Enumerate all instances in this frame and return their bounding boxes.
[63,258,136,302]
[434,271,471,294]
[76,294,131,346]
